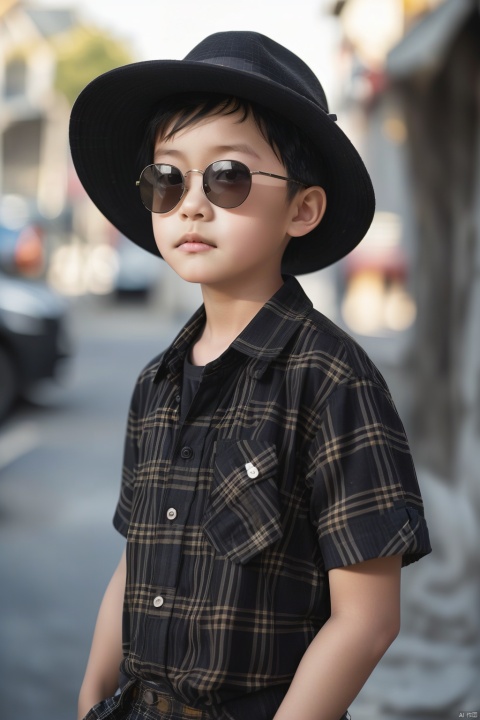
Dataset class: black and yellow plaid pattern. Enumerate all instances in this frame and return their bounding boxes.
[113,276,430,720]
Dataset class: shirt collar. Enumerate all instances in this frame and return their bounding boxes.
[154,275,313,383]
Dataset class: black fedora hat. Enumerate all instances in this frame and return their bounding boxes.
[69,31,375,275]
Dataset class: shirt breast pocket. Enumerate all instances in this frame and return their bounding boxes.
[202,440,283,565]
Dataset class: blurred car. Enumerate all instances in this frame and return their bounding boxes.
[0,270,70,422]
[111,233,162,298]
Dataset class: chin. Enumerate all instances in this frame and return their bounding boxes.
[175,267,213,285]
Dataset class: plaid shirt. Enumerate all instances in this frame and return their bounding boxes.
[114,276,430,720]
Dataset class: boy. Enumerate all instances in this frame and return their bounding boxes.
[70,31,431,720]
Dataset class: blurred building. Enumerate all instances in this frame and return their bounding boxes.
[330,0,449,359]
[0,1,149,297]
[331,1,480,718]
[0,0,72,223]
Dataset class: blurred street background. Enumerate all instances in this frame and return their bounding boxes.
[1,1,479,718]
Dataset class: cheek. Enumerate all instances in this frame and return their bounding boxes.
[243,188,291,222]
[151,215,172,250]
[226,203,289,243]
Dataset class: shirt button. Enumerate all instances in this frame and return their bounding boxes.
[166,507,177,521]
[245,462,259,479]
[153,595,164,608]
[175,394,181,403]
[180,446,193,459]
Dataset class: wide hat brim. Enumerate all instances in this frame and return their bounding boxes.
[70,37,375,275]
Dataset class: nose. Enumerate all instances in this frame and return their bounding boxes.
[179,169,213,220]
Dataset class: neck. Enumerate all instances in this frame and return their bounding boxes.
[190,275,284,366]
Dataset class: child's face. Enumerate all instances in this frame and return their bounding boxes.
[150,111,300,293]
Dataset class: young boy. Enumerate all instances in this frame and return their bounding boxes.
[70,31,431,720]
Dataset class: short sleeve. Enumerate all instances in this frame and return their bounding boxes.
[113,379,143,538]
[308,380,431,570]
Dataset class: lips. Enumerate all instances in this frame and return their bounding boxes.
[177,233,216,248]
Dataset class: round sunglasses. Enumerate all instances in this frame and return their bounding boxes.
[136,160,307,214]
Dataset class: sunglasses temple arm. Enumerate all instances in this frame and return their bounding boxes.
[252,170,306,186]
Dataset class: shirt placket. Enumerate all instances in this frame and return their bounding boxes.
[147,364,224,669]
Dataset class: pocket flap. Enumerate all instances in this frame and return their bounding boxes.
[203,440,283,564]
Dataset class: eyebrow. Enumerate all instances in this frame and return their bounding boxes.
[153,144,261,163]
[216,144,262,159]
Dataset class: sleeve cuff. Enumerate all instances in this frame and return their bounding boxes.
[319,505,432,571]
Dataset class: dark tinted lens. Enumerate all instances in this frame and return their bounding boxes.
[204,161,252,208]
[139,164,184,213]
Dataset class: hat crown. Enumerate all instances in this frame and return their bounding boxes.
[184,31,329,113]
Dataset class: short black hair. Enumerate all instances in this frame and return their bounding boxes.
[137,92,327,201]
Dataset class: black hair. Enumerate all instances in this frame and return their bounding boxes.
[137,92,327,201]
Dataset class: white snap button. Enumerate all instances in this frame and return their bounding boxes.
[245,463,259,479]
[153,595,164,608]
[166,508,177,521]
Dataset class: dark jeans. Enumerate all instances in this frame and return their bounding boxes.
[83,679,351,720]
[83,680,208,720]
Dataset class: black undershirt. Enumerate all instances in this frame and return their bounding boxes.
[181,352,204,421]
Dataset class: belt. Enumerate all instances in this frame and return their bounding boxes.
[131,684,204,718]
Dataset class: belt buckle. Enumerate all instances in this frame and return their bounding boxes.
[133,683,203,717]
[143,688,171,713]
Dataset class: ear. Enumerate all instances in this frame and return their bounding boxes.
[287,186,327,238]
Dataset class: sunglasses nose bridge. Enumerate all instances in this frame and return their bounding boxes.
[183,168,205,188]
[183,168,204,179]
[183,168,209,200]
